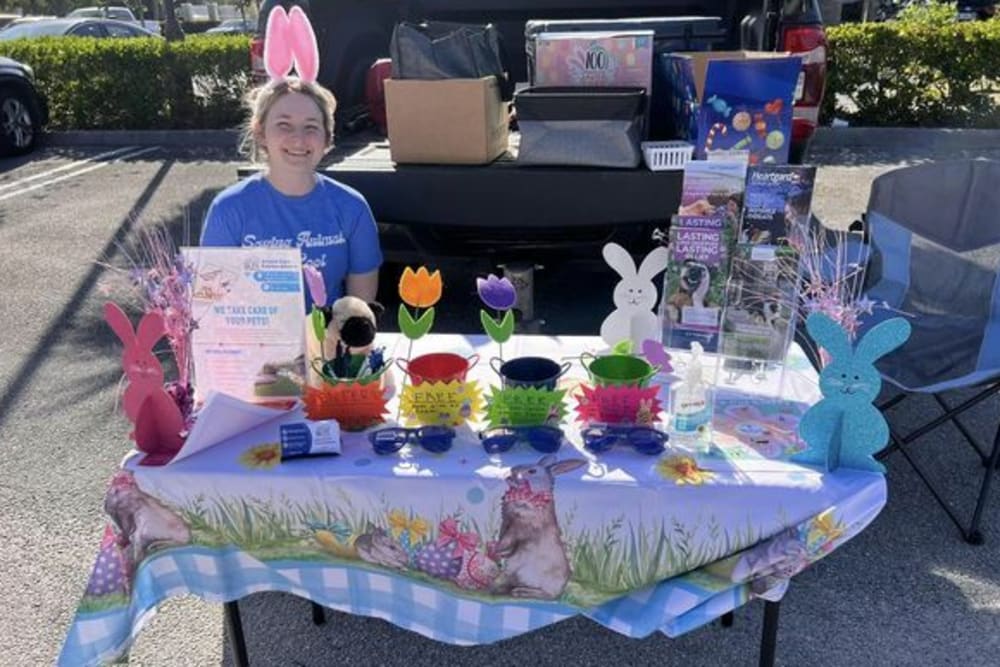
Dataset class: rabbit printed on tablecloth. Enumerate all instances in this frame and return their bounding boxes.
[600,243,670,349]
[490,455,586,600]
[354,525,410,570]
[793,313,911,473]
[729,527,810,596]
[104,471,191,565]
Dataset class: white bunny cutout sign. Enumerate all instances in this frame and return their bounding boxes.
[600,243,671,349]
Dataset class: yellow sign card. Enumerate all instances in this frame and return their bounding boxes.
[399,380,484,426]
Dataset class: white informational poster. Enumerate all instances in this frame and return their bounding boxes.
[183,247,305,403]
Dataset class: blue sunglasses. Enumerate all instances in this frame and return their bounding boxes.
[368,425,456,455]
[479,425,564,454]
[580,424,668,456]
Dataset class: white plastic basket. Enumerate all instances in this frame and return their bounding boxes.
[641,141,694,171]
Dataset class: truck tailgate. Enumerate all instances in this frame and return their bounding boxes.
[235,134,682,229]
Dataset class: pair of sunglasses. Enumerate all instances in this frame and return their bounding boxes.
[368,426,455,455]
[581,424,668,456]
[479,425,564,454]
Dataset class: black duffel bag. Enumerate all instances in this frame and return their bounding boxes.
[389,21,514,101]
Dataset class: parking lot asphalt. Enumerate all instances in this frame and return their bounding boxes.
[0,141,998,666]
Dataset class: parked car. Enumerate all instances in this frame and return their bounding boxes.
[67,5,135,21]
[0,15,58,30]
[957,0,996,20]
[67,5,161,33]
[0,56,48,156]
[206,18,256,34]
[0,17,157,40]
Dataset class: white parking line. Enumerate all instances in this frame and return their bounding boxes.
[0,146,160,203]
[0,145,145,193]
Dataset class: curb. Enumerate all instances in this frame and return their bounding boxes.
[43,129,241,148]
[810,127,1000,150]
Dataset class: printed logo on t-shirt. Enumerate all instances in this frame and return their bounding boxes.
[305,255,327,269]
[242,231,346,273]
[242,231,347,249]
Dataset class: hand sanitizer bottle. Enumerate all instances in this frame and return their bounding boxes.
[671,342,713,452]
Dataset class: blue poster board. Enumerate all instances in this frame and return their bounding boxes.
[661,53,801,164]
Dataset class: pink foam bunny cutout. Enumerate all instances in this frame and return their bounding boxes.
[104,302,186,465]
[264,5,319,82]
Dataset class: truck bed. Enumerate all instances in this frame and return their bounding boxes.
[239,130,684,262]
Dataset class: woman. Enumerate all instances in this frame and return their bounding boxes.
[200,78,382,308]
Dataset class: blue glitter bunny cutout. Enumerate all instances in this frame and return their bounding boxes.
[793,313,911,473]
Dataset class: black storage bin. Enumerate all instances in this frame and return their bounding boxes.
[524,17,726,140]
[515,87,645,168]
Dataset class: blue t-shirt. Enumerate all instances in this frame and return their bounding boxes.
[200,173,382,310]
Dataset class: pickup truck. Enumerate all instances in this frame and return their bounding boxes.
[245,1,827,265]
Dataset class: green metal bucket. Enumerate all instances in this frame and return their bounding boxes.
[583,353,658,387]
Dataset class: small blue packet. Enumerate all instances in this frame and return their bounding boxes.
[279,420,341,459]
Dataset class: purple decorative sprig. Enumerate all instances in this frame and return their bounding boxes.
[101,226,197,388]
[747,219,911,366]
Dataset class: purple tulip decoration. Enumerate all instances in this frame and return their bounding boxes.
[303,264,327,308]
[303,264,329,353]
[477,274,516,357]
[477,274,516,310]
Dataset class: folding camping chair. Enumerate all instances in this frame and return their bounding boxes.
[859,159,1000,544]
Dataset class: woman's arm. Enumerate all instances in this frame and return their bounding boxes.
[346,269,379,303]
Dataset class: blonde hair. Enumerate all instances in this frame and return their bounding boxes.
[239,78,338,163]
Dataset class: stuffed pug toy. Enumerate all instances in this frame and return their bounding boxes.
[320,296,385,378]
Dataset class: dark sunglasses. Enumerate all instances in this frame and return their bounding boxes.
[368,425,456,455]
[479,425,564,455]
[580,424,668,456]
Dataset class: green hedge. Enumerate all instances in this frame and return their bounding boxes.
[825,19,1000,127]
[0,34,252,130]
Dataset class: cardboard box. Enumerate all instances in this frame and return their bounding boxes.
[660,51,801,164]
[385,76,509,165]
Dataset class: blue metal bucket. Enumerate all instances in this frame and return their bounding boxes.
[491,356,571,390]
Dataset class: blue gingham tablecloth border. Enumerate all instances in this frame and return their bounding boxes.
[59,545,752,667]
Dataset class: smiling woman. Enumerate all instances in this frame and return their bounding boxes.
[200,77,383,310]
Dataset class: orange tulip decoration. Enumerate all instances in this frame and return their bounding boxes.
[398,266,442,340]
[393,267,444,425]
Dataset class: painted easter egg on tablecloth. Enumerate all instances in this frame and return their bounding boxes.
[86,528,129,597]
[455,551,501,590]
[415,543,462,580]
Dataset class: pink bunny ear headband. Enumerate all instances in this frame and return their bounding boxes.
[264,5,319,83]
